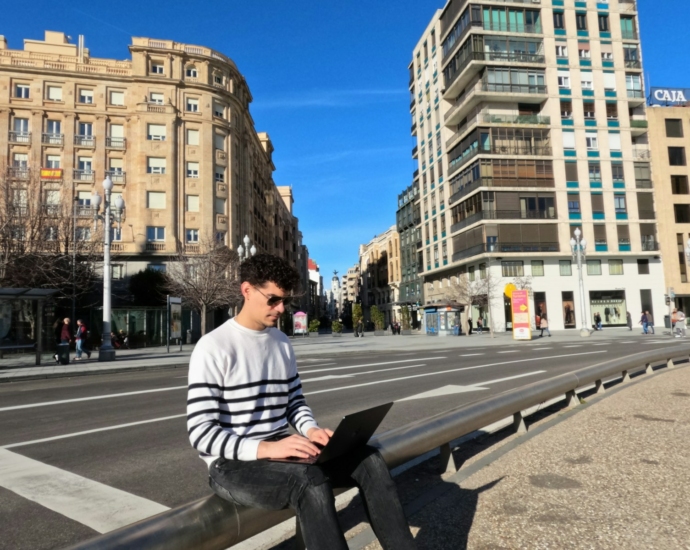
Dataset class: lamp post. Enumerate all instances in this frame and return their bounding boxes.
[570,228,591,338]
[237,234,256,262]
[92,176,125,361]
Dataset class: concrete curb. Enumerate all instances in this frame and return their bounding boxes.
[0,362,189,383]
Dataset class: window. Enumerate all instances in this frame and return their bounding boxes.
[214,198,226,214]
[186,195,200,212]
[151,63,164,75]
[591,193,604,214]
[555,44,568,57]
[112,265,124,280]
[46,155,61,169]
[559,260,572,276]
[214,74,224,85]
[15,84,30,98]
[150,92,164,104]
[563,131,575,150]
[501,261,524,277]
[147,157,166,174]
[468,266,475,281]
[557,69,570,88]
[612,163,624,182]
[637,259,649,274]
[580,72,593,90]
[46,120,61,135]
[614,194,627,213]
[561,100,573,118]
[666,119,684,138]
[585,132,598,150]
[620,16,636,39]
[568,194,580,213]
[186,97,199,112]
[603,73,616,92]
[147,191,166,209]
[531,260,544,277]
[148,264,166,272]
[586,260,602,275]
[186,229,199,243]
[669,147,687,166]
[187,129,200,145]
[578,43,591,59]
[609,260,623,275]
[76,227,92,241]
[45,226,58,241]
[601,42,613,61]
[606,102,618,119]
[147,124,166,141]
[589,162,601,182]
[186,162,199,178]
[185,66,198,78]
[598,14,609,32]
[214,167,225,183]
[674,204,690,223]
[214,134,225,150]
[576,12,587,31]
[565,162,578,181]
[77,191,91,206]
[626,74,642,97]
[215,231,227,244]
[146,226,165,241]
[78,122,93,137]
[213,103,224,118]
[77,156,93,172]
[672,175,689,195]
[47,86,62,101]
[553,11,565,30]
[13,152,29,167]
[583,101,595,119]
[109,90,125,106]
[78,89,94,104]
[608,133,621,151]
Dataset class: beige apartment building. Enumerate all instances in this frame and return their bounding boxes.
[648,98,690,310]
[358,226,401,326]
[0,31,302,281]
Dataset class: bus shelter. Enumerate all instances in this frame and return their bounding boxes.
[0,288,59,365]
[422,304,462,336]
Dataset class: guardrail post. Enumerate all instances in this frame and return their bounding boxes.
[565,390,579,408]
[667,358,675,369]
[295,520,306,550]
[645,362,653,375]
[621,370,631,383]
[439,442,457,474]
[594,379,605,394]
[513,411,527,434]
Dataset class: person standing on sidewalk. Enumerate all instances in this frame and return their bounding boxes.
[626,311,633,331]
[467,316,473,335]
[645,311,655,335]
[74,319,91,360]
[673,308,686,337]
[639,311,648,334]
[187,254,415,550]
[60,318,71,344]
[539,314,551,337]
[476,317,483,334]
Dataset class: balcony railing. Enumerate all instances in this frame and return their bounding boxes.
[106,170,126,184]
[641,240,658,251]
[445,80,547,123]
[624,59,641,69]
[451,209,556,233]
[482,113,550,126]
[7,167,29,179]
[76,205,94,217]
[452,241,558,263]
[482,22,542,34]
[106,137,126,149]
[42,133,64,145]
[627,89,644,99]
[639,210,656,220]
[73,169,95,182]
[633,147,650,160]
[635,179,652,189]
[621,30,638,40]
[445,51,545,90]
[449,177,554,205]
[448,144,551,177]
[8,131,31,144]
[74,135,96,147]
[146,243,166,251]
[630,119,648,129]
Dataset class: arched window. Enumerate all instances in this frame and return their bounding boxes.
[185,65,198,78]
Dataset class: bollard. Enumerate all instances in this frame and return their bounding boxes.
[565,390,579,408]
[667,358,675,369]
[439,442,457,474]
[645,362,653,375]
[621,370,631,383]
[513,411,527,434]
[594,379,605,394]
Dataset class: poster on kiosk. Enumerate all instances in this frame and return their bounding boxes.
[511,289,532,340]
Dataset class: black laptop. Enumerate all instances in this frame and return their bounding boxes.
[268,402,394,464]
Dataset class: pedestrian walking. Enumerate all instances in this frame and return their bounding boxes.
[639,311,648,334]
[60,317,71,344]
[467,317,473,335]
[476,317,483,334]
[645,311,655,335]
[593,312,602,331]
[74,319,91,360]
[673,308,686,337]
[187,254,415,549]
[539,314,551,337]
[626,311,633,331]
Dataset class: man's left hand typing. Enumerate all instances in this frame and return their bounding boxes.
[306,427,333,446]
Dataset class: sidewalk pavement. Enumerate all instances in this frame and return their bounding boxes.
[0,327,677,383]
[357,363,690,549]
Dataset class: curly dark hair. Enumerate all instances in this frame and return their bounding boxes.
[239,254,301,293]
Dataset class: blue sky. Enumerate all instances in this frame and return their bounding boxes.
[3,1,688,286]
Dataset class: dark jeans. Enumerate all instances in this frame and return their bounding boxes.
[209,446,415,550]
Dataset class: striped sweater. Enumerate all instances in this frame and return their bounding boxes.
[187,318,318,466]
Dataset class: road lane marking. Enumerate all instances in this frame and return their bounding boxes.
[302,375,354,382]
[563,345,582,348]
[531,347,552,350]
[294,362,337,369]
[297,357,446,375]
[303,364,426,383]
[497,351,518,354]
[398,371,547,402]
[460,354,482,357]
[0,448,169,532]
[2,414,186,449]
[306,352,606,396]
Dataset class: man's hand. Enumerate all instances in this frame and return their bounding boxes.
[256,435,321,460]
[306,427,334,446]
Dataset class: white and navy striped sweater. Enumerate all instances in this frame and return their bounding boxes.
[187,319,318,466]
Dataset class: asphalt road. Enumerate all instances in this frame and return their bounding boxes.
[0,335,683,550]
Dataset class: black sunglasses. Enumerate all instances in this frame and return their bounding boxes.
[253,286,295,308]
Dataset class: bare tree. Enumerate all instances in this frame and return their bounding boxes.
[165,236,242,335]
[444,266,502,338]
[512,275,533,291]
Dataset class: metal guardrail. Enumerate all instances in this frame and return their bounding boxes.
[64,346,690,550]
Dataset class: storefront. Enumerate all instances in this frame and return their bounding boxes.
[589,290,627,328]
[423,304,461,336]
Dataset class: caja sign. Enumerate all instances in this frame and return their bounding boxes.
[649,87,690,106]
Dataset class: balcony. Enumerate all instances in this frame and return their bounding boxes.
[106,170,126,184]
[73,169,95,182]
[624,59,641,69]
[42,133,64,146]
[448,144,551,177]
[449,176,554,205]
[451,209,556,233]
[635,179,652,189]
[626,89,645,106]
[7,167,29,179]
[74,135,96,147]
[444,51,546,99]
[411,123,417,135]
[146,243,166,252]
[445,80,548,127]
[42,204,60,216]
[412,145,418,159]
[76,205,94,217]
[639,210,655,220]
[632,147,650,160]
[452,241,558,263]
[446,112,550,151]
[8,131,31,144]
[106,137,126,149]
[641,240,658,251]
[619,0,637,13]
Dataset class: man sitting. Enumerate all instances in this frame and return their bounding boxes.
[187,254,415,549]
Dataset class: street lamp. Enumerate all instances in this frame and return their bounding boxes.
[570,228,591,338]
[92,176,125,361]
[237,234,257,261]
